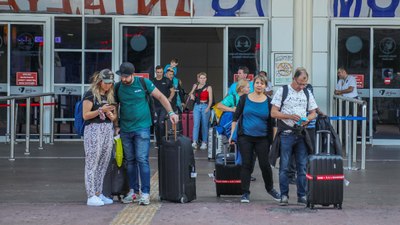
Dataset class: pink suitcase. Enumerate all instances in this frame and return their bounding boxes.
[181,111,194,140]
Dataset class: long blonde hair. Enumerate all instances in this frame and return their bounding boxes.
[236,79,249,94]
[89,71,115,104]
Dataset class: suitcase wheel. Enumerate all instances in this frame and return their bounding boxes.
[337,204,342,210]
[310,203,314,209]
[180,196,188,203]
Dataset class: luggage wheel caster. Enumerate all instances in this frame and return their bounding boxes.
[310,204,314,209]
[338,204,342,210]
[217,194,220,198]
[180,196,187,203]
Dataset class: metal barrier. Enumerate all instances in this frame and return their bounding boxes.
[332,95,367,170]
[0,93,55,161]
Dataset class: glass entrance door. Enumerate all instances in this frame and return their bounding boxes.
[0,24,8,136]
[337,27,400,142]
[372,29,400,139]
[0,22,47,140]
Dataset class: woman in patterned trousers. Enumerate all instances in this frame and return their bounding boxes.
[82,69,117,206]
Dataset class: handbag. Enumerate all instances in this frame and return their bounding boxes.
[114,135,123,167]
[185,97,195,111]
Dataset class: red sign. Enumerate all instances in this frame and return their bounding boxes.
[16,72,38,86]
[384,77,391,85]
[233,74,254,82]
[352,74,364,89]
[133,73,150,79]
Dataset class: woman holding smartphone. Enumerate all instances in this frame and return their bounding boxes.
[82,69,117,206]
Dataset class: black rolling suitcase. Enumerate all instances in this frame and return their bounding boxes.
[102,159,129,201]
[307,130,344,209]
[214,144,242,197]
[159,123,196,203]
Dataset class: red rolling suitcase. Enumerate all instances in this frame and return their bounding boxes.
[181,111,194,140]
[307,130,344,209]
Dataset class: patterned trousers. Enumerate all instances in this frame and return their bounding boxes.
[84,123,114,197]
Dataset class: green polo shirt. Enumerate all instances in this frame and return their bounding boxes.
[116,77,155,132]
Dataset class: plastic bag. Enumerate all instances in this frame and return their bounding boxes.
[114,135,123,167]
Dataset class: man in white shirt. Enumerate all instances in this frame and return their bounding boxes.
[334,67,358,99]
[271,67,318,206]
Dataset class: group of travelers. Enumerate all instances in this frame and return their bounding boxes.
[81,58,350,207]
[82,61,179,207]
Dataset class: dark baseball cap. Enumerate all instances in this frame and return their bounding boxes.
[99,69,115,84]
[116,62,135,77]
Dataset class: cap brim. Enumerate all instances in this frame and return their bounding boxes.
[102,79,114,84]
[115,71,130,77]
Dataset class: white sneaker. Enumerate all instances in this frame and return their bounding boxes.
[191,142,198,149]
[122,189,138,204]
[87,195,104,206]
[200,142,207,150]
[138,193,150,205]
[99,194,113,205]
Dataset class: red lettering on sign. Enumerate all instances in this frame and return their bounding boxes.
[85,0,105,14]
[138,0,168,16]
[175,0,190,16]
[0,0,20,12]
[47,0,72,14]
[28,0,39,11]
[115,0,124,14]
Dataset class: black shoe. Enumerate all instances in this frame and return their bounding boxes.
[251,176,256,182]
[267,189,281,202]
[297,196,307,206]
[240,193,250,203]
[279,195,289,206]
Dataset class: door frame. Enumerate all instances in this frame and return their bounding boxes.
[113,17,268,96]
[331,18,400,145]
[0,15,52,142]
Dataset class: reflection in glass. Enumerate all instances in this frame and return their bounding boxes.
[122,27,154,74]
[85,17,112,49]
[228,28,260,87]
[54,52,82,84]
[54,94,81,138]
[0,25,7,83]
[10,24,43,86]
[55,17,82,49]
[84,52,111,84]
[372,29,400,138]
[338,28,370,91]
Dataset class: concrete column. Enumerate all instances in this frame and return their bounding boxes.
[293,0,313,80]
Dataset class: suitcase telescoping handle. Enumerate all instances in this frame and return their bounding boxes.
[315,130,331,154]
[165,117,177,141]
[223,142,237,165]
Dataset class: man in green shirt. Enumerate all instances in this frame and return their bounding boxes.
[115,62,179,205]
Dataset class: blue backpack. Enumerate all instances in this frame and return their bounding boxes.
[74,100,86,137]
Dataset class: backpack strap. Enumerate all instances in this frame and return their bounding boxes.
[304,87,310,111]
[139,77,149,95]
[279,85,289,112]
[114,82,121,103]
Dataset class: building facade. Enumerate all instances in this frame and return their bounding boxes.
[0,0,399,144]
